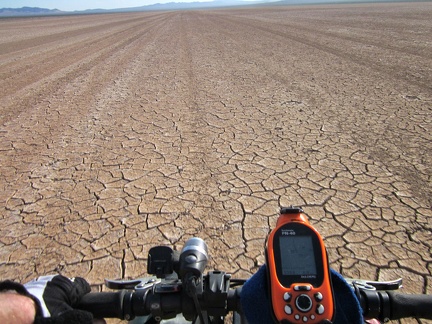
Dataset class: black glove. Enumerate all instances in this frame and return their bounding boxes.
[24,275,94,324]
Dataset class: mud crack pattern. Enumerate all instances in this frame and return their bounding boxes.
[0,5,431,323]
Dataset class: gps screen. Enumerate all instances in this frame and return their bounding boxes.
[279,235,317,276]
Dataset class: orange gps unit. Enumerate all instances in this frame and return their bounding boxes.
[265,207,335,323]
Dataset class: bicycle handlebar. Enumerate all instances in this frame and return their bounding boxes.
[76,235,431,323]
[78,291,133,319]
[358,289,432,322]
[77,280,432,322]
[388,292,432,320]
[78,284,242,322]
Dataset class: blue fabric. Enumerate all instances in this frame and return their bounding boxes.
[240,265,363,324]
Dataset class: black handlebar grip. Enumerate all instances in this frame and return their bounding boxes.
[77,291,132,319]
[359,289,432,321]
[388,292,432,320]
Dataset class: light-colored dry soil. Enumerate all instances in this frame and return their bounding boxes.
[1,2,431,322]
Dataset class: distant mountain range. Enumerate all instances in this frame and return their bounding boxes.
[0,0,411,17]
[0,6,63,16]
[0,2,250,16]
[81,0,255,13]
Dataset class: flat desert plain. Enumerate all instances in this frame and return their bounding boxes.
[1,1,431,314]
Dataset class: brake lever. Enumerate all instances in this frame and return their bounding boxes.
[105,276,161,290]
[345,278,403,290]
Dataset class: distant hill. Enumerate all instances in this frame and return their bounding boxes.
[74,0,260,13]
[106,0,251,12]
[0,0,410,17]
[0,7,63,16]
[0,1,256,16]
[78,0,431,12]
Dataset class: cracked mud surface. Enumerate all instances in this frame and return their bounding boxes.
[0,3,431,320]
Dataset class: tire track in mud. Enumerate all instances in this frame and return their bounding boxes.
[210,13,432,93]
[172,13,250,271]
[234,4,432,59]
[0,13,165,55]
[0,14,171,184]
[0,13,173,125]
[0,13,170,81]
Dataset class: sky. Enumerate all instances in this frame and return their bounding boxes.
[0,0,212,11]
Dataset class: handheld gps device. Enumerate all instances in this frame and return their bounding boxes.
[265,207,335,323]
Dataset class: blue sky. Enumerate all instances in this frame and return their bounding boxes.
[0,0,211,11]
